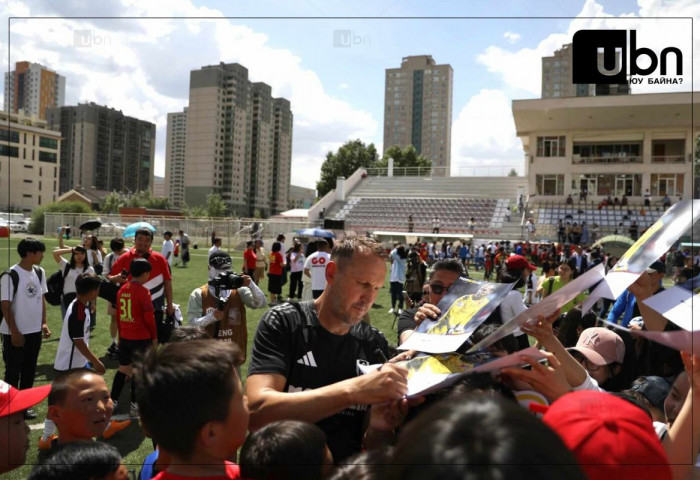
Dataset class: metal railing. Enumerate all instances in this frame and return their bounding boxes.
[651,155,685,164]
[364,165,524,177]
[572,155,643,165]
[44,213,310,251]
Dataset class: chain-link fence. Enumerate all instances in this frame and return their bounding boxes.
[44,213,310,251]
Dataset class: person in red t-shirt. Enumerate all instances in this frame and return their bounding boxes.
[243,241,257,277]
[267,242,284,305]
[110,258,156,418]
[109,228,174,344]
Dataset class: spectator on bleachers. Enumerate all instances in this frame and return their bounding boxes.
[432,218,440,234]
[566,194,573,205]
[644,189,652,206]
[621,194,629,206]
[524,217,536,242]
[662,195,671,209]
[590,223,600,243]
[580,222,590,245]
[565,222,573,243]
[557,220,566,243]
[629,221,639,240]
[571,222,582,244]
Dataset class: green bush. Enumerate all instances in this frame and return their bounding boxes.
[30,201,93,234]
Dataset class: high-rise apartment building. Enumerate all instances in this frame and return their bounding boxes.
[4,61,66,119]
[0,110,61,213]
[46,102,155,195]
[164,108,187,207]
[541,43,630,98]
[181,62,293,217]
[384,55,453,173]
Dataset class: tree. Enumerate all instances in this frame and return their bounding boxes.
[101,192,123,213]
[508,168,519,177]
[205,193,227,217]
[375,145,431,173]
[30,201,92,234]
[316,139,379,197]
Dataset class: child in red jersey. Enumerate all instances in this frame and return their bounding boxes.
[267,242,284,305]
[136,340,248,480]
[110,258,156,418]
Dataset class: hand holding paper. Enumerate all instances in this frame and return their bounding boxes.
[501,351,572,402]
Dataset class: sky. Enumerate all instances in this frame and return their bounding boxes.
[1,0,697,192]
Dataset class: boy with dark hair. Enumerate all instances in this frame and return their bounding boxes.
[45,369,128,446]
[1,237,50,419]
[111,258,156,418]
[240,420,333,480]
[28,441,129,480]
[135,340,248,479]
[39,273,112,448]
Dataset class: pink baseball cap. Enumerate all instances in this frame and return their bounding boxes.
[0,380,50,418]
[568,327,625,366]
[543,390,671,480]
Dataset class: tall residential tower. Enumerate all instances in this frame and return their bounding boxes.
[46,103,155,195]
[4,61,66,119]
[383,55,453,173]
[179,62,293,217]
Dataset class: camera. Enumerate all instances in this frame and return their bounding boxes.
[208,271,245,291]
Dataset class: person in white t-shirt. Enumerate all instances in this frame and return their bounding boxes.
[208,238,223,280]
[161,231,175,267]
[304,240,331,299]
[0,238,51,419]
[52,245,95,318]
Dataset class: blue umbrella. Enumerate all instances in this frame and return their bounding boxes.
[123,221,156,238]
[294,228,335,238]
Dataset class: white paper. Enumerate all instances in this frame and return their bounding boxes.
[467,263,606,353]
[642,286,699,332]
[583,200,700,312]
[606,321,699,354]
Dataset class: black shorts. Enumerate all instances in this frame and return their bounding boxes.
[268,274,282,294]
[118,338,151,366]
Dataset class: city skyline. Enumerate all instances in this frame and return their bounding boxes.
[1,1,695,192]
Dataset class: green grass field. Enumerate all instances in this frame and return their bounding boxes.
[1,235,490,478]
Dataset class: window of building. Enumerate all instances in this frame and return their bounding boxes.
[39,136,58,149]
[536,174,564,196]
[39,151,57,163]
[651,173,684,197]
[0,129,19,143]
[0,145,19,157]
[595,174,642,197]
[536,136,565,157]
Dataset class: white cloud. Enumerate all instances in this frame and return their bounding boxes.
[450,89,523,176]
[338,82,349,89]
[454,0,699,178]
[503,31,521,44]
[2,1,378,193]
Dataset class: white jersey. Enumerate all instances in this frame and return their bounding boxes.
[54,299,92,371]
[304,252,331,291]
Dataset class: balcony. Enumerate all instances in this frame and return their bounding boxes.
[651,155,685,164]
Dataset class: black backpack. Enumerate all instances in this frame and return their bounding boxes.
[0,266,44,324]
[45,264,71,306]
